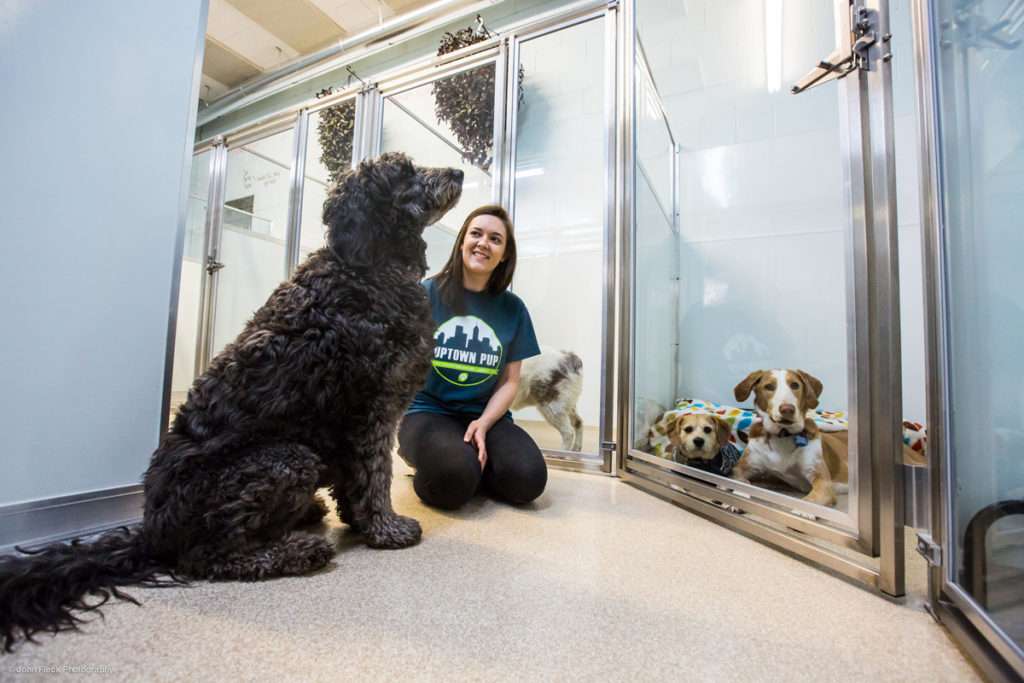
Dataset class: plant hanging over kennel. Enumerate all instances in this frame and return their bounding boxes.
[316,98,356,184]
[432,19,524,172]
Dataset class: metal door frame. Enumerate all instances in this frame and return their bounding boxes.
[617,0,906,595]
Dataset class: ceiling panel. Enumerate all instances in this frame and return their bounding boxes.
[207,0,300,70]
[226,0,346,53]
[306,0,395,34]
[202,37,262,87]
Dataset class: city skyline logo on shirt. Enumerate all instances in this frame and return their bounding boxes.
[432,316,503,387]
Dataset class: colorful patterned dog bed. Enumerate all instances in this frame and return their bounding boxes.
[645,398,928,462]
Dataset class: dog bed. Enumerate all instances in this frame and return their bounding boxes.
[646,398,927,465]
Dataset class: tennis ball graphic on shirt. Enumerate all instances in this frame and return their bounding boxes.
[432,316,504,387]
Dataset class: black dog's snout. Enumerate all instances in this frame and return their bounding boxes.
[451,169,464,183]
[693,437,705,448]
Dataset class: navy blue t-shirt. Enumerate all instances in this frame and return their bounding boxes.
[407,279,540,419]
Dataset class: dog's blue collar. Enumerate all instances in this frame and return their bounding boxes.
[774,429,809,447]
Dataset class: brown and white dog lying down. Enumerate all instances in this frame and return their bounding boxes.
[733,369,849,507]
[664,413,742,476]
[512,348,583,451]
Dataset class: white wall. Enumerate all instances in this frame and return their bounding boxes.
[0,0,207,505]
[637,0,927,422]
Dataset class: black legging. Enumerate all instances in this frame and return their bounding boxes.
[398,412,547,510]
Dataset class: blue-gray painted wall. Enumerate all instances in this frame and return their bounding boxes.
[0,0,208,507]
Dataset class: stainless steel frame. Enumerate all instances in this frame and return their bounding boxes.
[603,1,620,477]
[0,485,144,555]
[285,111,309,277]
[616,0,905,595]
[913,0,1024,677]
[196,141,228,375]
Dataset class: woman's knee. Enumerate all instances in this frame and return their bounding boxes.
[487,452,547,505]
[413,455,480,510]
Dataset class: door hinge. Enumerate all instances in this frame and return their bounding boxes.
[791,5,891,95]
[916,532,942,567]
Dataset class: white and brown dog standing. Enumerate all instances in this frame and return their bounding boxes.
[732,369,848,507]
[512,348,584,452]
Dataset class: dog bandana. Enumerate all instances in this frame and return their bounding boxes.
[681,441,742,477]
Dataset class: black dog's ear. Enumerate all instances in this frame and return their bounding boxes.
[393,181,426,219]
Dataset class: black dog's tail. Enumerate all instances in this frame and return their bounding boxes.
[0,526,181,652]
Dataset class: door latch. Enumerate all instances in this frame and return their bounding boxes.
[791,5,889,95]
[205,258,225,275]
[916,531,942,567]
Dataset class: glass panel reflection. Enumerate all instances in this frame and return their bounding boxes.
[299,100,356,261]
[510,18,606,455]
[380,65,496,276]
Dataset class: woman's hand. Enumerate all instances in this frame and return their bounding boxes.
[464,419,491,469]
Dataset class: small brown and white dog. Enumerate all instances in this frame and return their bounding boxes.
[664,413,742,476]
[512,348,584,451]
[732,369,849,507]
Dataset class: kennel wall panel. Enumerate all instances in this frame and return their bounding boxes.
[0,0,207,508]
[632,172,678,444]
[509,16,606,444]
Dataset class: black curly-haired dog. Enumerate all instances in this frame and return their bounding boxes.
[0,152,463,651]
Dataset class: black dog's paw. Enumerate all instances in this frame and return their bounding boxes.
[363,514,422,549]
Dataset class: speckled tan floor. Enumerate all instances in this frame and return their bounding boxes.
[5,459,980,682]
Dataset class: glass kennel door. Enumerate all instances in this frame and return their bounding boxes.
[919,0,1024,675]
[203,123,298,364]
[296,97,358,264]
[166,147,217,426]
[622,0,906,594]
[505,10,618,471]
[377,58,501,277]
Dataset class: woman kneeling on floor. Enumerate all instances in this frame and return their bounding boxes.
[399,205,547,510]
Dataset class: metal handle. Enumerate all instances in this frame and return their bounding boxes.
[205,258,225,275]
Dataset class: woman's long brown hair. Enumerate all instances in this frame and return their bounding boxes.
[431,205,518,314]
